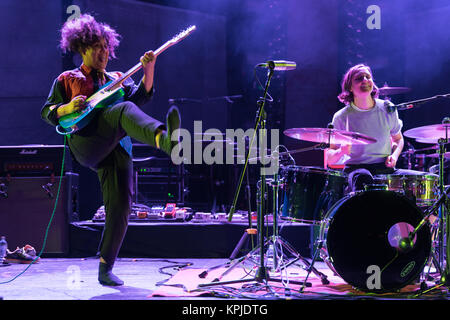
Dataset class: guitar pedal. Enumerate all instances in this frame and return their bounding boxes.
[163,203,177,219]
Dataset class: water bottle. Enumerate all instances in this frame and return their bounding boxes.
[0,236,7,262]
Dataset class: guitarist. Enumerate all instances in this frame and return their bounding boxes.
[41,14,180,286]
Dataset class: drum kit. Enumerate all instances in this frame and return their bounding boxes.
[199,74,450,296]
[277,111,450,294]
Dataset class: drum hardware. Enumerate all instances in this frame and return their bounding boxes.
[364,183,388,191]
[403,118,450,295]
[260,175,329,285]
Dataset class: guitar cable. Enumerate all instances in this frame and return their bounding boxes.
[0,135,67,284]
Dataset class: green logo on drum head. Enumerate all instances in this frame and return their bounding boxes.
[400,261,415,278]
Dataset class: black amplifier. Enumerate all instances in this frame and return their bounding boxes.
[132,144,185,204]
[0,145,72,176]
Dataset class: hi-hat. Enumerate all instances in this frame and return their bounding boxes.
[403,123,450,141]
[378,85,411,96]
[284,128,377,145]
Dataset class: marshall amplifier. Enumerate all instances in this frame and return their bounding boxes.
[0,172,79,256]
[0,145,72,177]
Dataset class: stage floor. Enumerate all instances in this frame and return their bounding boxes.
[1,257,448,302]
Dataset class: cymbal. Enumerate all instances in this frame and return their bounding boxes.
[284,128,377,145]
[415,138,439,144]
[378,85,411,96]
[403,123,450,141]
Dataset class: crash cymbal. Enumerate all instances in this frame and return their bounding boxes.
[378,85,411,96]
[284,128,377,145]
[403,123,450,141]
[415,138,440,144]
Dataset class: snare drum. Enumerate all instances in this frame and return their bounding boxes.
[319,189,431,293]
[280,166,347,224]
[374,174,438,207]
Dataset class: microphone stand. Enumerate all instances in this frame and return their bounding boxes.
[197,64,315,292]
[197,65,275,289]
[392,93,450,111]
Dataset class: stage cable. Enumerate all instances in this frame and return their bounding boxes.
[0,135,67,284]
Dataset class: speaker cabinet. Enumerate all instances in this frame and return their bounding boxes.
[0,173,78,256]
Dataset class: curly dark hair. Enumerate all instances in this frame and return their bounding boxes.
[59,13,121,58]
[337,64,379,104]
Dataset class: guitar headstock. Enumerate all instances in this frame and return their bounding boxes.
[170,25,197,44]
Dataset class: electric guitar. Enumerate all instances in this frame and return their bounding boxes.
[56,25,196,135]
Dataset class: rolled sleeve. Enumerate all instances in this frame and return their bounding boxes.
[122,78,154,107]
[390,110,403,136]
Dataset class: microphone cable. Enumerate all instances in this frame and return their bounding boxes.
[253,64,274,105]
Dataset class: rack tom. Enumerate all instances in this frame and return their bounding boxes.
[374,173,438,207]
[281,166,347,224]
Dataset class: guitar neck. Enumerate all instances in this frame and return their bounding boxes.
[104,38,177,91]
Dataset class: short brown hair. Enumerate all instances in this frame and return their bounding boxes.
[337,64,379,104]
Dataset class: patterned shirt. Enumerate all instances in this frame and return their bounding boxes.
[41,63,153,127]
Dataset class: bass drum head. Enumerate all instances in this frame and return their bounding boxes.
[323,190,431,293]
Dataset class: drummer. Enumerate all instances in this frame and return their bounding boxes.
[326,63,426,192]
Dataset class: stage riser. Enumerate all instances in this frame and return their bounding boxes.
[69,222,314,259]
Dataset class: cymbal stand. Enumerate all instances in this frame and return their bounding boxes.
[278,140,333,292]
[263,174,329,286]
[407,132,450,296]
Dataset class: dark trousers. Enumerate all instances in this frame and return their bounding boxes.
[68,101,163,265]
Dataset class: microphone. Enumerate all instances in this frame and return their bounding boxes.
[384,100,414,113]
[168,98,201,104]
[42,183,54,199]
[397,236,414,252]
[257,60,296,71]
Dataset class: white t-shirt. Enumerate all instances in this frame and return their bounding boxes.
[331,98,403,164]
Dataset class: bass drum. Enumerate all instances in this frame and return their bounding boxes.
[319,189,431,293]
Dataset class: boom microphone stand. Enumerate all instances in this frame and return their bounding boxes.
[197,64,274,289]
[198,61,311,290]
